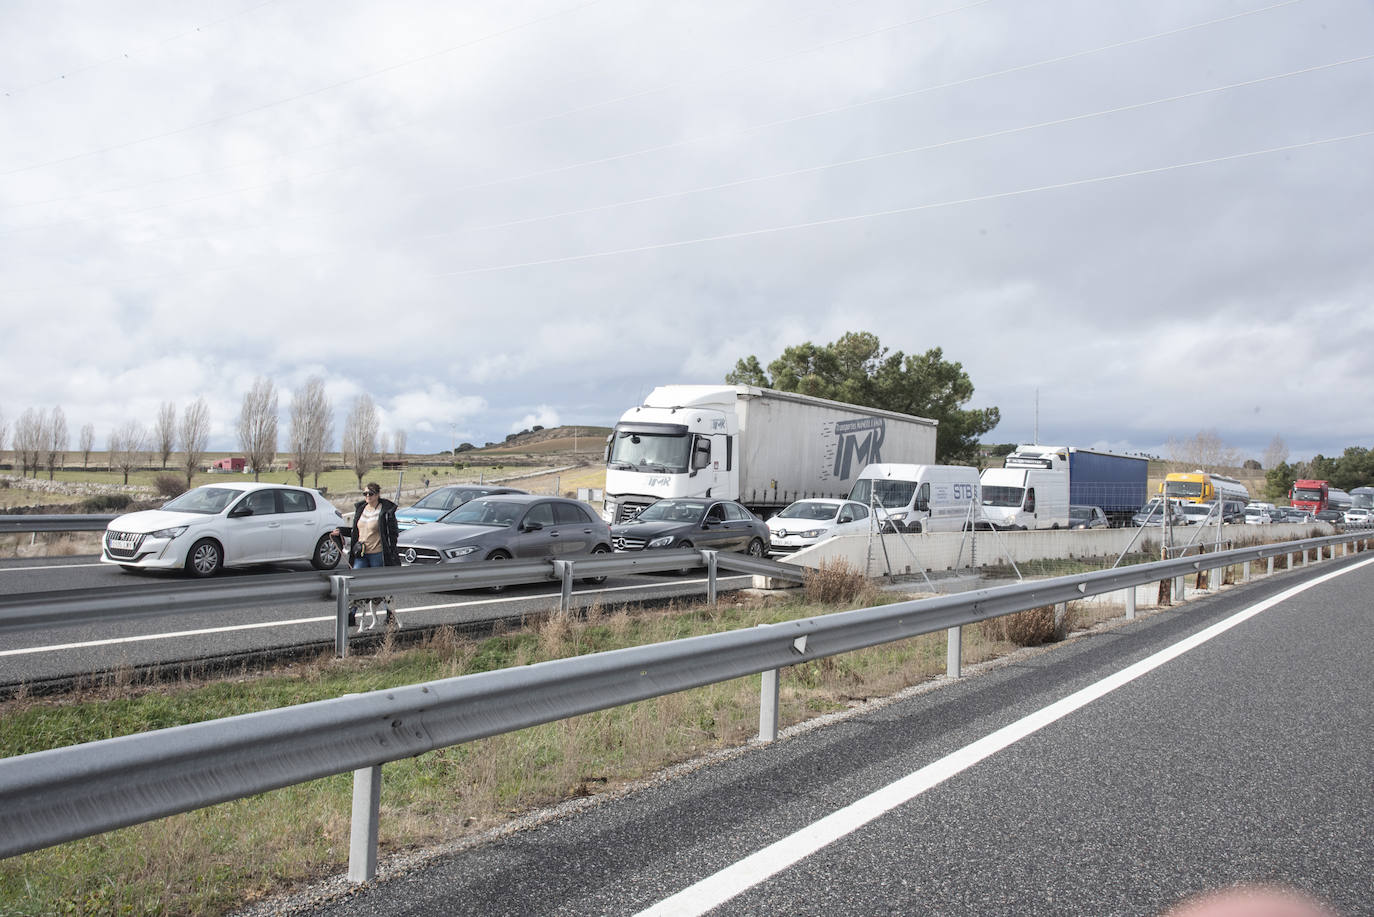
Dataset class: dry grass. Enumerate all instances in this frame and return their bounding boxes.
[977,602,1077,646]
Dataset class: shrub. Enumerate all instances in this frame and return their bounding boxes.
[153,474,187,499]
[803,558,877,606]
[80,494,133,512]
[978,603,1076,647]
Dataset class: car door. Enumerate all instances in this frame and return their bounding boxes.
[509,501,559,560]
[835,502,868,537]
[276,489,321,560]
[552,502,597,556]
[697,503,735,550]
[227,489,282,563]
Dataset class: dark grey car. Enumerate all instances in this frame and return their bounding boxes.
[397,494,612,569]
[610,498,770,557]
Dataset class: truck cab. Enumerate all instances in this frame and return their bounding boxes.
[602,391,738,523]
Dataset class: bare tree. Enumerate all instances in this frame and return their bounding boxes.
[0,407,7,469]
[393,430,407,460]
[288,377,333,487]
[1261,435,1288,472]
[341,394,379,489]
[1167,429,1241,474]
[238,377,279,481]
[155,401,177,469]
[79,422,95,469]
[109,421,148,485]
[45,406,68,480]
[378,430,391,462]
[13,408,46,477]
[180,398,210,487]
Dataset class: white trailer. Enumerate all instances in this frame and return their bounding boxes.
[602,385,937,522]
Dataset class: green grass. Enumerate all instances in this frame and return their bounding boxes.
[0,583,1050,917]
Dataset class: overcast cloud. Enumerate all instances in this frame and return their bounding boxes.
[2,0,1370,462]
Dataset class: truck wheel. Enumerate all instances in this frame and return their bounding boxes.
[908,521,923,534]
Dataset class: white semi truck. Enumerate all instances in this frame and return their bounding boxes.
[602,385,938,523]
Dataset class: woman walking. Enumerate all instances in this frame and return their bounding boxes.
[335,482,401,629]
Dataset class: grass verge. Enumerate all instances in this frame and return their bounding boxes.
[1,585,1112,917]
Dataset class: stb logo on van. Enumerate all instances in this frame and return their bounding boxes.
[830,418,886,479]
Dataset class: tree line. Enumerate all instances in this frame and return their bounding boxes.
[0,377,408,490]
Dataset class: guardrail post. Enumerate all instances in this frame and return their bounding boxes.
[1124,586,1136,620]
[702,550,718,606]
[1174,575,1186,603]
[348,765,382,883]
[1210,566,1222,593]
[1267,556,1274,576]
[332,575,352,658]
[1242,560,1251,584]
[758,668,779,742]
[553,561,573,614]
[1302,549,1309,566]
[946,626,962,678]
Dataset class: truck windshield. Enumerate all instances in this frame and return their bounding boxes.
[608,431,690,473]
[1164,481,1203,498]
[981,486,1025,508]
[847,478,916,509]
[1292,488,1323,502]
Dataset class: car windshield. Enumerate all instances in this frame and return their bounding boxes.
[1136,500,1169,517]
[847,478,917,509]
[162,487,242,514]
[982,486,1024,508]
[777,502,838,521]
[439,500,522,527]
[412,488,478,511]
[1070,507,1090,521]
[637,500,705,523]
[608,431,691,473]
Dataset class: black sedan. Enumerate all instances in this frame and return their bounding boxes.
[611,498,770,557]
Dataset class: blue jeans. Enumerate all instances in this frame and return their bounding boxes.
[353,552,386,569]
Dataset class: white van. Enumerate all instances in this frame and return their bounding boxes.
[979,465,1070,529]
[846,464,980,533]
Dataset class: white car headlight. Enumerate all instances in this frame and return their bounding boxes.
[150,526,188,540]
[444,545,479,559]
[800,528,825,538]
[647,535,676,549]
[887,511,907,521]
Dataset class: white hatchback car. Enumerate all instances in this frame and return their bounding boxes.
[101,483,346,577]
[766,498,872,555]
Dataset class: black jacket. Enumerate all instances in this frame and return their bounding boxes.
[346,497,401,566]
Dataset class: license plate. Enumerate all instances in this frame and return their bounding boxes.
[110,539,137,551]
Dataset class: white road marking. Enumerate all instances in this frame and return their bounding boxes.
[0,562,105,572]
[636,557,1374,917]
[0,575,751,657]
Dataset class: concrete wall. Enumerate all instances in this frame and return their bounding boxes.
[785,522,1335,576]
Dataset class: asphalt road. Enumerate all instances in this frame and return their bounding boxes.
[0,555,753,687]
[278,554,1374,917]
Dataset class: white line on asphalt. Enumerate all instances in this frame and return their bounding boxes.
[636,556,1374,917]
[0,562,105,572]
[0,575,752,656]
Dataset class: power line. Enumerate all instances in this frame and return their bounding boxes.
[0,0,1310,241]
[432,129,1374,277]
[2,128,1367,297]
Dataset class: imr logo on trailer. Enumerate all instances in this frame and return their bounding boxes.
[830,418,886,480]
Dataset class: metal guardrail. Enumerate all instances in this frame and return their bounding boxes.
[0,549,803,639]
[0,514,117,534]
[0,531,1366,875]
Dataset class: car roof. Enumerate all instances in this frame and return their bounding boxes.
[786,498,848,506]
[194,481,306,493]
[467,493,575,505]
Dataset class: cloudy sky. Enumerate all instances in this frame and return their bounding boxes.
[2,0,1370,462]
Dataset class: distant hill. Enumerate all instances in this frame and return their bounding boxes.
[467,425,612,458]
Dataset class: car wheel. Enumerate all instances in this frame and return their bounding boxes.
[908,521,923,534]
[580,544,611,584]
[185,539,223,578]
[311,534,343,570]
[486,549,511,592]
[746,538,765,558]
[676,539,695,576]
